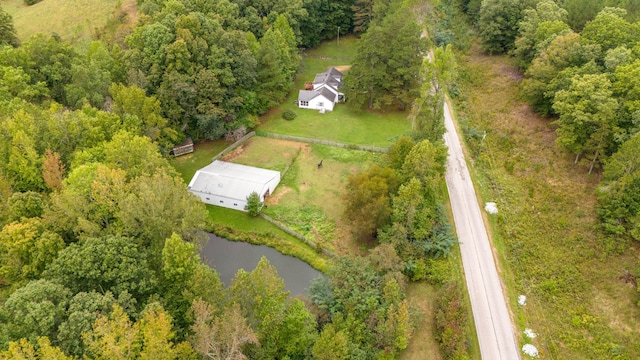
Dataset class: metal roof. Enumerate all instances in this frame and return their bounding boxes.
[188,160,279,201]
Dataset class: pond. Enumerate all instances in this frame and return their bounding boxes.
[201,233,323,296]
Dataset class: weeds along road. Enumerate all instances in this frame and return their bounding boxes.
[443,99,521,360]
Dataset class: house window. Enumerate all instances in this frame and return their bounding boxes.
[317,102,324,108]
[219,200,224,204]
[234,203,238,206]
[206,197,210,200]
[300,101,309,106]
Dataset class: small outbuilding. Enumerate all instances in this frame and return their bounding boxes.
[170,138,194,157]
[187,160,280,211]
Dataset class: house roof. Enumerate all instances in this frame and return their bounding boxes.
[298,87,337,103]
[188,160,279,201]
[313,67,343,89]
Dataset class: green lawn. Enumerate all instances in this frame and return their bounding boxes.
[219,136,381,254]
[2,0,123,42]
[258,35,412,147]
[170,139,231,184]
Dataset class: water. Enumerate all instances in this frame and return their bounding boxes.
[201,233,323,296]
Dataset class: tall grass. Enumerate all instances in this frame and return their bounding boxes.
[453,43,640,358]
[2,0,122,42]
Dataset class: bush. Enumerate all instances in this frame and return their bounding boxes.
[23,0,42,5]
[244,191,263,216]
[282,109,297,121]
[434,281,470,359]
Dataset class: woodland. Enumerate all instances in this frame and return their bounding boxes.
[1,0,640,358]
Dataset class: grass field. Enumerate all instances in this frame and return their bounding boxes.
[220,136,381,254]
[454,43,640,358]
[170,138,329,271]
[258,35,412,147]
[2,0,127,42]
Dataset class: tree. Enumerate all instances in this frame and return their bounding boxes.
[411,45,455,142]
[190,300,258,360]
[42,149,65,192]
[7,191,45,221]
[0,6,19,47]
[1,337,72,360]
[521,31,601,116]
[64,41,114,109]
[343,165,400,240]
[478,0,533,54]
[83,305,139,359]
[300,0,354,47]
[44,235,157,301]
[552,73,620,173]
[0,66,48,102]
[0,218,64,287]
[84,303,194,360]
[117,172,207,256]
[227,257,316,359]
[513,0,569,69]
[1,280,71,344]
[109,83,178,149]
[244,191,263,216]
[401,139,447,182]
[345,5,427,110]
[5,130,45,192]
[56,291,131,357]
[597,133,640,241]
[581,7,637,54]
[311,324,349,360]
[434,281,470,359]
[352,0,374,33]
[386,137,415,171]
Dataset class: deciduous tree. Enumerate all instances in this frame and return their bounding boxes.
[1,280,71,344]
[552,73,619,173]
[44,235,157,301]
[597,133,640,240]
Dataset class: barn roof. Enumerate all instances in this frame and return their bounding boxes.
[188,160,280,201]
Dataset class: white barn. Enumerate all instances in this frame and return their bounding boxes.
[187,160,280,211]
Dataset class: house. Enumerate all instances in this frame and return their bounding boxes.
[298,67,344,112]
[187,160,280,211]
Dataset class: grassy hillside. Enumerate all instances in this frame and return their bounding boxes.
[1,0,129,42]
[454,43,640,358]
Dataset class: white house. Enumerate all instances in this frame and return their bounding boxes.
[187,160,280,211]
[298,67,344,112]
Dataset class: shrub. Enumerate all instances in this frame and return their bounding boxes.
[434,281,470,359]
[282,109,297,121]
[23,0,42,5]
[244,191,263,216]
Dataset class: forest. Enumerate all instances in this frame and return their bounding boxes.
[2,0,640,358]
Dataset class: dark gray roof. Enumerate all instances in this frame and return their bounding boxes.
[298,87,337,103]
[313,67,343,88]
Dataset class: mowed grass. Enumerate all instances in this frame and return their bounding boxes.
[170,138,328,271]
[223,136,381,254]
[259,35,412,147]
[454,43,640,358]
[170,139,231,185]
[2,0,122,42]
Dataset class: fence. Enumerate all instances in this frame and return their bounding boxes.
[259,214,336,257]
[255,131,389,153]
[212,131,256,161]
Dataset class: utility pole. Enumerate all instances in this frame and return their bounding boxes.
[337,26,340,45]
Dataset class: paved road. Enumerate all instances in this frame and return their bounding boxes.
[443,100,521,359]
